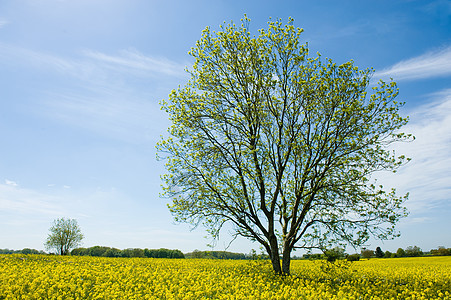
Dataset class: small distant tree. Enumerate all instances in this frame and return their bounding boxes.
[375,246,384,258]
[346,254,360,261]
[303,253,323,260]
[396,247,406,257]
[44,218,84,255]
[383,250,392,258]
[144,248,156,258]
[430,246,450,256]
[21,248,38,255]
[121,248,145,257]
[438,247,450,256]
[361,249,375,259]
[120,248,132,257]
[405,245,422,257]
[104,248,122,257]
[191,250,203,259]
[131,248,145,257]
[169,249,185,258]
[324,247,346,262]
[89,246,109,257]
[71,247,88,256]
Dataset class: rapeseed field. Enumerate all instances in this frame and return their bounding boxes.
[0,254,449,299]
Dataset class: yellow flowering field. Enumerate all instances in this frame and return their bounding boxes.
[0,254,450,299]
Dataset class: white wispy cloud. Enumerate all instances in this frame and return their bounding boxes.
[0,183,64,216]
[374,46,451,81]
[0,43,184,142]
[0,43,77,74]
[0,18,8,28]
[84,49,188,78]
[0,181,127,219]
[422,0,451,19]
[41,89,168,143]
[5,179,18,187]
[377,89,451,214]
[0,43,188,81]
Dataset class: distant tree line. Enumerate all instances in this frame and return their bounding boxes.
[360,246,450,259]
[0,248,45,255]
[2,245,450,260]
[429,246,451,256]
[70,246,185,258]
[184,250,259,260]
[301,245,451,261]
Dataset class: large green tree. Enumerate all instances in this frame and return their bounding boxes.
[157,17,412,275]
[45,218,84,255]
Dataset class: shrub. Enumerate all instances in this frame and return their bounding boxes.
[405,246,423,257]
[361,249,375,259]
[430,246,450,256]
[324,247,345,262]
[375,247,384,258]
[346,254,360,261]
[396,248,406,257]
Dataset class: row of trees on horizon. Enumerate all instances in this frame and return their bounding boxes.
[0,247,184,258]
[70,246,185,258]
[302,246,451,262]
[2,245,450,260]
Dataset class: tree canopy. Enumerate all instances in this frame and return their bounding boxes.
[157,17,412,275]
[45,218,84,255]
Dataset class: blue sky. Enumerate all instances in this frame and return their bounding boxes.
[0,0,450,254]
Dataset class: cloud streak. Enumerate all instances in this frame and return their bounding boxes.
[41,90,167,143]
[0,183,64,216]
[84,49,188,78]
[0,43,188,81]
[0,43,185,142]
[0,181,135,224]
[377,89,451,214]
[374,46,451,81]
[0,18,8,28]
[0,43,76,74]
[5,179,18,187]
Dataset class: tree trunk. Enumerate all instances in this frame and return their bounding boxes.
[268,236,282,274]
[282,245,292,275]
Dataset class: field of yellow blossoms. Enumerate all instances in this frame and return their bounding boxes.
[0,254,450,299]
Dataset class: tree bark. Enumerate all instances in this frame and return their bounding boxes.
[269,236,282,274]
[282,245,292,275]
